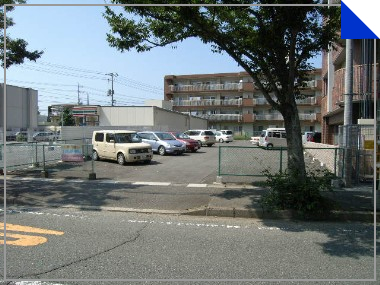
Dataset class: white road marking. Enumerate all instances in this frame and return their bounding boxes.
[187,183,207,187]
[132,181,171,186]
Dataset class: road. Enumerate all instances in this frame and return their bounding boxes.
[1,207,376,283]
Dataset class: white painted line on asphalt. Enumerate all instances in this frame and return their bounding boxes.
[126,219,243,230]
[187,183,208,188]
[10,281,63,285]
[132,181,171,186]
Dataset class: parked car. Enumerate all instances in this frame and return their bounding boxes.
[137,131,186,156]
[92,130,153,165]
[214,131,233,143]
[250,136,260,146]
[183,130,216,147]
[307,132,321,143]
[169,132,200,152]
[302,131,314,144]
[259,128,287,149]
[32,131,56,142]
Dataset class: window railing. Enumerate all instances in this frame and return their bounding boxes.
[196,114,242,121]
[172,99,242,106]
[169,82,243,92]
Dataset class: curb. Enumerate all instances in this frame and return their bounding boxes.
[3,198,376,222]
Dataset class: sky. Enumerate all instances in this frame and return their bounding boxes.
[4,1,322,115]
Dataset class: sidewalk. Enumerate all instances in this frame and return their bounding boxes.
[1,164,378,222]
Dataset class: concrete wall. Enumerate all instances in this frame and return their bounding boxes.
[59,106,208,142]
[0,84,38,129]
[99,106,155,126]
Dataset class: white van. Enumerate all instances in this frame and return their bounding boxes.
[92,130,153,165]
[259,128,287,148]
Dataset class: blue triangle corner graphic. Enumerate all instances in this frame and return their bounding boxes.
[341,1,379,39]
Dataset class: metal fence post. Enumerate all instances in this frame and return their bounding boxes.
[34,142,39,167]
[41,144,48,178]
[334,148,337,177]
[218,146,221,176]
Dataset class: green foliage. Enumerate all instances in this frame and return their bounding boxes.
[260,169,336,219]
[60,107,75,126]
[0,0,43,68]
[16,133,26,142]
[104,1,341,180]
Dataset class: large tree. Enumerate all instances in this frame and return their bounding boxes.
[104,0,340,180]
[1,0,43,68]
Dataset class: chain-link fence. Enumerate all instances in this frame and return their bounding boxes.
[338,124,375,183]
[0,141,95,179]
[218,146,343,178]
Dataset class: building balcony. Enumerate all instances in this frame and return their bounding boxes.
[254,97,317,105]
[196,114,242,122]
[256,113,284,121]
[254,113,317,121]
[300,80,322,90]
[168,82,243,93]
[333,64,378,107]
[295,97,317,105]
[299,113,317,121]
[172,98,242,107]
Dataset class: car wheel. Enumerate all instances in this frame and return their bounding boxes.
[207,144,213,147]
[266,144,273,149]
[158,146,166,156]
[117,153,126,165]
[92,150,99,161]
[219,138,224,143]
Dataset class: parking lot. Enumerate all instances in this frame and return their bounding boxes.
[5,141,253,184]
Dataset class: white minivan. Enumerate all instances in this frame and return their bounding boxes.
[259,128,287,149]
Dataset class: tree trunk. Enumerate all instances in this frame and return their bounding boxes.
[281,104,306,181]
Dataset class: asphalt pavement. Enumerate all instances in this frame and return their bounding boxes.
[1,160,378,222]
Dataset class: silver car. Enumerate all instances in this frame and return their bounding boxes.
[137,131,186,156]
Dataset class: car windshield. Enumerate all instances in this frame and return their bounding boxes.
[176,133,190,139]
[156,132,176,140]
[114,133,141,143]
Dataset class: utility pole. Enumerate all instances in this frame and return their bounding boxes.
[106,73,118,106]
[77,83,83,105]
[343,39,354,187]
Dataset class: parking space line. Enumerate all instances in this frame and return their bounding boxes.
[187,183,208,188]
[132,181,171,186]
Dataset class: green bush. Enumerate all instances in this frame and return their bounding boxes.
[259,169,336,219]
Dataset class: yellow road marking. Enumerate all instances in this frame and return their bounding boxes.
[0,223,64,246]
[0,233,47,246]
[0,223,64,235]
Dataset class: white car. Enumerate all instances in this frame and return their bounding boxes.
[32,131,57,142]
[250,136,260,146]
[183,130,216,147]
[214,131,233,143]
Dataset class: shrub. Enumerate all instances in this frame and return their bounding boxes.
[259,169,336,219]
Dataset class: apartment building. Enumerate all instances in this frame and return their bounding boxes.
[321,39,378,145]
[164,71,322,136]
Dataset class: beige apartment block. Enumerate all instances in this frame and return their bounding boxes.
[164,71,322,136]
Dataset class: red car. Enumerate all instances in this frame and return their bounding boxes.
[169,132,200,153]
